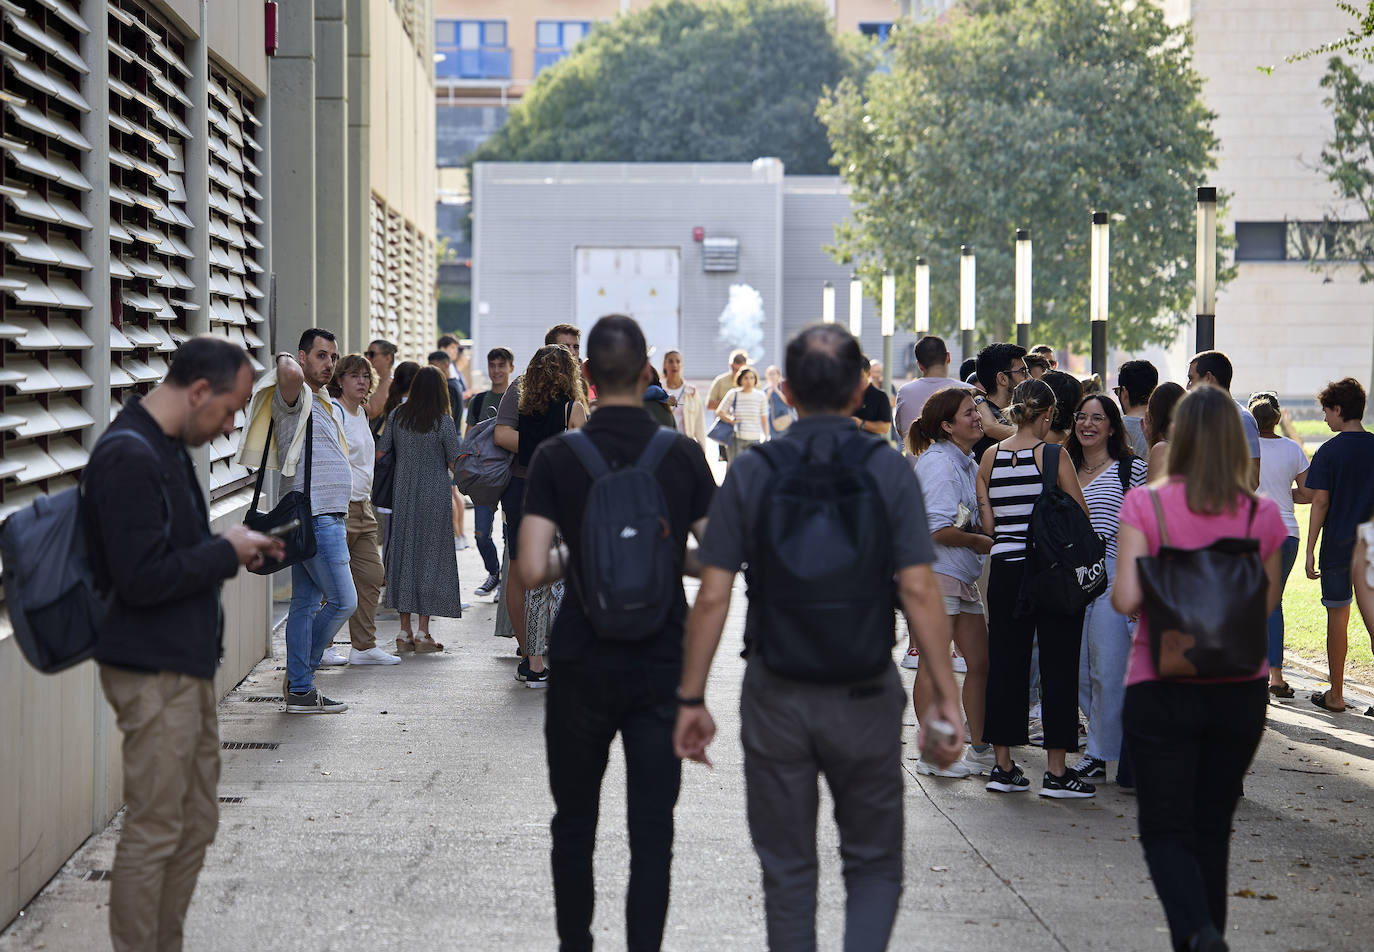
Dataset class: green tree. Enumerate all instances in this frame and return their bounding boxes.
[1317,56,1374,281]
[470,0,870,173]
[818,0,1228,349]
[1277,3,1374,67]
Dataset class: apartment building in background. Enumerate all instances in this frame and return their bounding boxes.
[0,0,436,927]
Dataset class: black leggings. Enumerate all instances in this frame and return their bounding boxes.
[983,557,1085,751]
[1125,678,1266,951]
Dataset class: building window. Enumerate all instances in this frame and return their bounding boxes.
[859,22,894,42]
[1234,220,1374,262]
[1234,222,1286,261]
[535,21,590,75]
[435,19,511,80]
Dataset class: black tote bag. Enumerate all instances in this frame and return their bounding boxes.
[1137,490,1267,679]
[243,413,316,574]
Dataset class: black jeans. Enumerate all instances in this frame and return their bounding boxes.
[984,558,1085,751]
[1124,678,1266,951]
[546,663,682,952]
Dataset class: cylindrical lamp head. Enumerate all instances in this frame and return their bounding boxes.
[822,281,835,323]
[880,268,896,337]
[1014,229,1032,327]
[1196,186,1217,316]
[959,245,976,332]
[1090,212,1109,323]
[914,256,930,334]
[849,273,863,337]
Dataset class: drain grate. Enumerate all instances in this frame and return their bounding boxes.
[221,741,279,750]
[217,796,245,804]
[241,696,280,703]
[83,870,112,882]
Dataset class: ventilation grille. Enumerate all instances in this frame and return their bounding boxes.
[702,237,739,272]
[221,741,279,750]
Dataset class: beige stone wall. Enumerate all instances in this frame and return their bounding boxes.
[206,0,269,95]
[370,0,436,236]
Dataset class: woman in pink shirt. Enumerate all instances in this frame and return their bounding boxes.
[1111,384,1286,952]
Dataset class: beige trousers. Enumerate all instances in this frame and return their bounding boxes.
[346,499,385,651]
[99,665,220,952]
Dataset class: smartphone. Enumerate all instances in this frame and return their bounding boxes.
[265,518,300,538]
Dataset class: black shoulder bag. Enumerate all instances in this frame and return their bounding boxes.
[1138,490,1267,679]
[244,412,316,574]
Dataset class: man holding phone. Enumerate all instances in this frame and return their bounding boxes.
[84,336,283,952]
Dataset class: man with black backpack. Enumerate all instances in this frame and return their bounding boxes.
[82,337,282,952]
[673,323,963,951]
[518,314,715,952]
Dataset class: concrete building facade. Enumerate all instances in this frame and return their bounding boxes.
[0,0,436,927]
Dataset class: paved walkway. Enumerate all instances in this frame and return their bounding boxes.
[3,541,1374,951]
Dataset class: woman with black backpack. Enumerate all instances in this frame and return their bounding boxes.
[976,378,1096,798]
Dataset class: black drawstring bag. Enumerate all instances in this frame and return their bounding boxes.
[243,413,316,574]
[1138,489,1267,679]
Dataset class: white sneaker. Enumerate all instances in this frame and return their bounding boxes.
[455,535,470,550]
[349,646,401,665]
[461,600,472,611]
[900,647,920,670]
[962,745,998,776]
[319,647,348,666]
[915,756,973,778]
[951,652,968,674]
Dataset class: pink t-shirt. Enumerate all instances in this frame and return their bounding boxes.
[1121,478,1287,686]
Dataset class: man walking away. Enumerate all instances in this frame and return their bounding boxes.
[249,328,355,712]
[1185,350,1261,489]
[86,337,282,951]
[468,347,514,597]
[1304,377,1374,712]
[519,315,715,952]
[674,323,963,951]
[894,336,974,447]
[1115,359,1157,458]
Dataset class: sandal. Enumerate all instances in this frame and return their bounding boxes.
[415,633,444,653]
[1309,689,1349,713]
[1268,682,1295,699]
[396,634,415,653]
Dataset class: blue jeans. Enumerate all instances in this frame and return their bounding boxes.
[1078,557,1131,762]
[287,515,357,694]
[473,503,501,576]
[1266,535,1301,667]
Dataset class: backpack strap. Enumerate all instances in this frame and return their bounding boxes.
[563,429,610,480]
[634,427,679,475]
[1039,441,1061,493]
[751,436,800,473]
[1149,488,1171,547]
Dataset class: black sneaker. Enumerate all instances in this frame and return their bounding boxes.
[525,666,549,689]
[285,689,348,714]
[986,762,1031,793]
[1040,770,1096,799]
[515,658,530,682]
[475,573,499,597]
[1069,755,1107,780]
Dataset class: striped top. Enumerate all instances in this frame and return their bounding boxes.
[988,444,1045,561]
[1081,457,1147,560]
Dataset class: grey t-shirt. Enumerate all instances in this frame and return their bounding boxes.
[1235,398,1261,459]
[271,387,352,515]
[698,415,936,652]
[494,378,526,478]
[1121,414,1150,459]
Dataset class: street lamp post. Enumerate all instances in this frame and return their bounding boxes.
[880,268,895,386]
[1196,186,1217,352]
[1090,211,1109,382]
[822,281,835,323]
[1015,229,1032,350]
[960,245,976,366]
[849,272,863,338]
[914,256,930,335]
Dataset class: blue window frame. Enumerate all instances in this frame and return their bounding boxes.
[534,20,590,75]
[858,22,894,42]
[435,19,511,80]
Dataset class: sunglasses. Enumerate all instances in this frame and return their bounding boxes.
[365,350,377,358]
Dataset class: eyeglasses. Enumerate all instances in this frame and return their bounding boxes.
[1074,412,1109,425]
[1008,365,1030,378]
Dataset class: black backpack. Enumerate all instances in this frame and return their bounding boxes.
[1021,442,1108,616]
[748,431,896,682]
[563,428,679,642]
[0,429,169,673]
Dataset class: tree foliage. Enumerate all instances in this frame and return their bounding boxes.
[818,0,1229,350]
[1279,3,1374,67]
[471,0,870,174]
[1316,56,1374,281]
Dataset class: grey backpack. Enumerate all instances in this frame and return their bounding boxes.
[0,429,169,673]
[454,415,513,507]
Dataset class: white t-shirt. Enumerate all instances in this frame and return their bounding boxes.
[666,383,687,431]
[1257,435,1308,537]
[725,388,768,441]
[332,398,376,502]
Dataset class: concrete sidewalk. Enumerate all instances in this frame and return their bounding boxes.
[3,548,1373,951]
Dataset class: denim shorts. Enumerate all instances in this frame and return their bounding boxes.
[1320,555,1354,607]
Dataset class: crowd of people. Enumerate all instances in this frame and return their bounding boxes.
[81,313,1374,952]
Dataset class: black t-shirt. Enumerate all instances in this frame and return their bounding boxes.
[855,383,892,423]
[466,389,504,428]
[523,405,716,668]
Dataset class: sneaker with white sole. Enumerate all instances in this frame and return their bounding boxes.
[1069,755,1107,780]
[474,573,500,596]
[900,647,920,670]
[1040,770,1096,798]
[285,689,348,714]
[916,756,973,778]
[951,653,968,674]
[455,535,470,550]
[525,667,549,688]
[986,762,1031,793]
[962,745,998,776]
[319,646,348,666]
[349,646,401,665]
